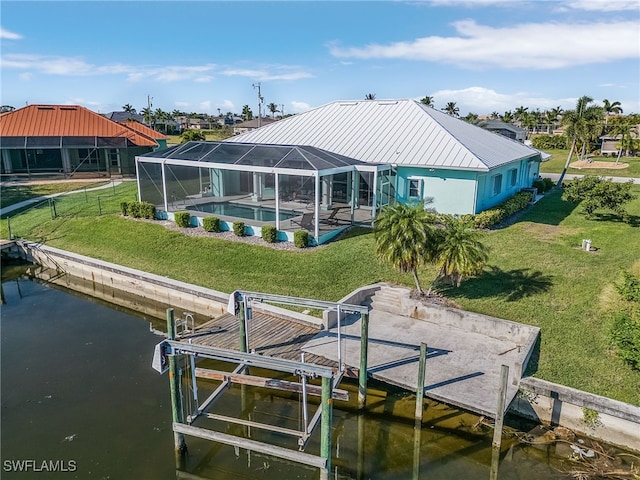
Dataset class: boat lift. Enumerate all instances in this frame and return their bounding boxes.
[152,290,371,476]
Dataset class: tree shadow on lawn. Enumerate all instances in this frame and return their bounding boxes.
[589,212,640,227]
[515,190,579,227]
[438,266,554,302]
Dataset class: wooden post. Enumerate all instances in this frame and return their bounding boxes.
[358,312,369,408]
[7,217,12,240]
[321,375,333,474]
[238,296,247,353]
[415,342,427,420]
[167,308,186,454]
[490,364,509,480]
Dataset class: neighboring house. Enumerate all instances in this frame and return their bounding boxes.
[1,104,167,177]
[103,111,145,124]
[231,99,549,216]
[233,117,277,135]
[478,120,527,143]
[600,135,621,156]
[136,99,548,245]
[175,116,210,130]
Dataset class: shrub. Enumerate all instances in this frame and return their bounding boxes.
[542,177,554,192]
[531,134,567,150]
[139,202,156,219]
[120,201,130,216]
[233,221,245,237]
[128,202,142,218]
[294,230,308,248]
[473,209,504,229]
[261,225,277,243]
[562,176,637,219]
[174,211,191,228]
[202,216,221,233]
[610,312,640,371]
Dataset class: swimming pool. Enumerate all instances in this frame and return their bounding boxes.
[189,201,300,222]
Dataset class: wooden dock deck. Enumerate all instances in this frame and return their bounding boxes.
[181,312,338,369]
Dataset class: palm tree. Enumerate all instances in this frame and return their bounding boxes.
[514,106,529,126]
[558,96,604,185]
[267,102,279,118]
[544,107,562,134]
[428,216,489,293]
[462,112,479,124]
[141,106,153,126]
[122,104,136,114]
[420,96,434,107]
[364,93,376,100]
[501,111,514,123]
[374,203,438,295]
[442,102,459,117]
[603,99,623,127]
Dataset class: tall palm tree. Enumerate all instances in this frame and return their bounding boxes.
[490,111,500,120]
[603,99,623,127]
[141,106,153,126]
[267,102,279,118]
[428,216,489,293]
[364,93,376,100]
[514,106,529,126]
[462,112,479,124]
[442,102,459,117]
[122,104,136,114]
[374,203,438,295]
[558,96,604,185]
[420,96,434,107]
[241,105,253,121]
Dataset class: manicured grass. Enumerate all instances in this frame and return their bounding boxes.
[166,129,234,145]
[540,149,640,178]
[2,184,639,404]
[0,181,110,210]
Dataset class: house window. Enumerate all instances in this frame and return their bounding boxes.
[408,179,422,199]
[492,174,503,196]
[509,168,518,187]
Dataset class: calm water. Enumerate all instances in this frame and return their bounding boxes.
[0,268,606,479]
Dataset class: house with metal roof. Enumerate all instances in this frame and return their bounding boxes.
[135,99,548,245]
[478,120,528,143]
[1,104,167,178]
[230,99,548,216]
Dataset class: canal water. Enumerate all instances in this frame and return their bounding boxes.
[0,268,624,479]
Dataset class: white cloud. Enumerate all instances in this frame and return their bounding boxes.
[0,28,23,40]
[219,100,235,111]
[223,67,313,82]
[426,86,577,114]
[329,20,639,69]
[290,101,311,113]
[565,0,640,11]
[0,53,218,83]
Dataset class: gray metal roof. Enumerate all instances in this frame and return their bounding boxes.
[139,141,371,171]
[230,100,545,172]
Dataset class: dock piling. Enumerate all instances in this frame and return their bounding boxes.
[415,342,427,421]
[167,308,187,454]
[490,364,509,480]
[321,375,333,474]
[358,312,369,408]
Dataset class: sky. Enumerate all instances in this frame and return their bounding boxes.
[1,0,639,118]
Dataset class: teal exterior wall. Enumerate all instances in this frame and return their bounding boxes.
[475,155,540,213]
[395,154,541,215]
[395,167,478,214]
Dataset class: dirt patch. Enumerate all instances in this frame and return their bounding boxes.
[409,289,461,309]
[570,160,629,170]
[519,223,574,242]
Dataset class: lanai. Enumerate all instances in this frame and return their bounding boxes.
[136,141,391,244]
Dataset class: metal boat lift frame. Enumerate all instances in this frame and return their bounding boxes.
[153,291,370,476]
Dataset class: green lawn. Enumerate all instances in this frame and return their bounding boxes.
[1,183,639,405]
[166,129,235,146]
[0,181,110,211]
[540,149,640,178]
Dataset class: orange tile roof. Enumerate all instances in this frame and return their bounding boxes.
[121,120,168,140]
[0,104,158,147]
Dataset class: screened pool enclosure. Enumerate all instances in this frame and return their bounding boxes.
[136,142,394,244]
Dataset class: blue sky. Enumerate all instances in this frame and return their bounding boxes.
[1,1,639,117]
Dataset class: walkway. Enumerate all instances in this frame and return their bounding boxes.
[0,180,123,217]
[541,172,640,185]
